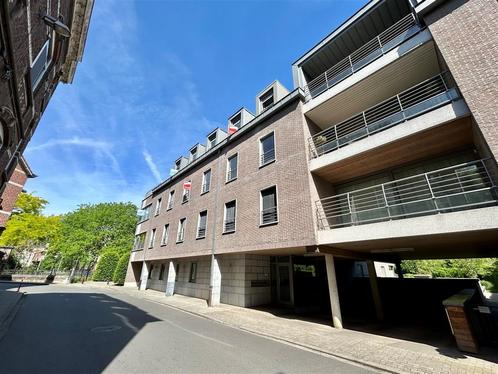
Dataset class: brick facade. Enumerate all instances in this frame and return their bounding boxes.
[424,0,498,159]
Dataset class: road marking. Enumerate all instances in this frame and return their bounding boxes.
[113,312,139,333]
[163,318,234,348]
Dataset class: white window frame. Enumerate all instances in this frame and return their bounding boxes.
[182,183,191,204]
[201,169,211,194]
[176,218,186,243]
[207,132,217,150]
[226,153,238,183]
[31,38,52,90]
[259,131,276,167]
[167,190,175,210]
[259,88,274,112]
[148,228,156,248]
[260,185,279,226]
[196,210,208,239]
[154,198,162,216]
[223,200,237,234]
[161,224,169,246]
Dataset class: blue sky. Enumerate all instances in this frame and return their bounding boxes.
[25,0,366,215]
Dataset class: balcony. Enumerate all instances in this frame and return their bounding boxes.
[316,159,498,230]
[308,73,459,159]
[304,14,421,102]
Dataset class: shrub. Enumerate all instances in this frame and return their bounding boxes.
[93,252,120,282]
[481,280,494,292]
[113,253,130,286]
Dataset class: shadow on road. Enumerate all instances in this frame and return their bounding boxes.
[0,287,160,373]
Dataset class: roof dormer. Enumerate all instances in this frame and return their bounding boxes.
[189,143,206,163]
[256,81,289,115]
[174,156,189,172]
[206,128,227,150]
[227,108,254,134]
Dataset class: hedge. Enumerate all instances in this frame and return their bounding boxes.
[93,252,120,281]
[113,252,130,286]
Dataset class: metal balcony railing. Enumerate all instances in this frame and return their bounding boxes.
[316,159,498,229]
[261,206,278,225]
[196,227,206,238]
[309,73,459,159]
[260,148,275,166]
[201,182,210,193]
[182,191,190,203]
[304,14,420,101]
[223,219,236,233]
[227,168,237,182]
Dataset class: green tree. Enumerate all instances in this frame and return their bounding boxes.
[113,252,131,285]
[12,192,48,215]
[52,202,137,271]
[93,251,120,281]
[401,258,496,279]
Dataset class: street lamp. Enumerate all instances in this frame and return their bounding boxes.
[42,15,71,38]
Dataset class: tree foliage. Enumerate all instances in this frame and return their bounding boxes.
[113,252,131,285]
[401,258,497,279]
[12,192,48,215]
[52,202,137,269]
[93,251,120,281]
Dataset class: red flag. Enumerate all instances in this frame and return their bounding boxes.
[183,181,192,190]
[228,125,238,135]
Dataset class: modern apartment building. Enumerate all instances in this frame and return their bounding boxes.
[0,0,93,198]
[126,0,498,328]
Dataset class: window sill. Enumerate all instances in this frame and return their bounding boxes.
[181,200,190,205]
[176,240,184,244]
[200,190,210,196]
[259,159,276,169]
[160,243,168,247]
[196,236,206,240]
[260,220,279,227]
[166,207,173,211]
[222,230,236,235]
[225,177,237,184]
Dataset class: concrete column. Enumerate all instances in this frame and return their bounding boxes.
[325,254,343,329]
[139,262,149,291]
[367,261,384,321]
[208,255,221,307]
[165,261,176,296]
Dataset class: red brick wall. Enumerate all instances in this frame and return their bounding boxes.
[424,0,498,159]
[0,164,27,229]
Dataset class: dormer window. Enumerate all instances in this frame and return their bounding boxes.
[207,133,217,149]
[175,160,182,171]
[230,113,242,129]
[260,89,274,112]
[190,148,197,162]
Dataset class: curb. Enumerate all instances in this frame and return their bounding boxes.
[0,292,25,343]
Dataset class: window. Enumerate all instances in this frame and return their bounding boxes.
[133,233,146,250]
[175,263,179,282]
[197,210,208,239]
[223,200,236,233]
[139,205,151,222]
[207,132,217,149]
[260,89,274,112]
[148,228,156,248]
[261,186,278,225]
[230,113,242,129]
[161,224,169,245]
[159,264,166,280]
[260,132,275,166]
[226,154,238,182]
[190,147,197,162]
[189,262,197,283]
[154,198,162,216]
[148,264,153,279]
[182,184,191,203]
[31,38,52,90]
[177,218,186,243]
[201,169,211,194]
[167,190,175,210]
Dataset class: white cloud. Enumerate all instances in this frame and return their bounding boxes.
[142,150,162,183]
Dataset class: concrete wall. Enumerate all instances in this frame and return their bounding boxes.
[423,0,498,160]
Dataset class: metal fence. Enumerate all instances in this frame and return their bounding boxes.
[261,206,278,225]
[309,73,458,159]
[260,148,275,166]
[316,159,498,229]
[304,14,420,101]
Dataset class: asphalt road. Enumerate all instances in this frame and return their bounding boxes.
[0,283,375,374]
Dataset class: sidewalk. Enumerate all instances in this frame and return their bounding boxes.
[87,283,498,374]
[0,290,23,339]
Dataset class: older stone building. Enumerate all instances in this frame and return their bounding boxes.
[0,0,93,200]
[127,0,498,334]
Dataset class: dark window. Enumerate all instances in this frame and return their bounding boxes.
[175,263,180,281]
[261,186,278,225]
[230,113,242,128]
[189,262,197,283]
[159,264,166,280]
[197,211,207,238]
[227,154,238,182]
[260,89,274,111]
[208,133,217,149]
[224,201,236,233]
[148,264,153,279]
[202,169,211,193]
[260,133,275,166]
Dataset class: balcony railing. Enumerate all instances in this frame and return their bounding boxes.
[223,219,236,233]
[261,206,278,225]
[227,168,237,182]
[260,148,275,166]
[309,73,458,159]
[196,227,206,239]
[304,14,421,101]
[316,159,498,229]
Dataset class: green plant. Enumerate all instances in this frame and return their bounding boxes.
[113,252,130,286]
[92,252,120,282]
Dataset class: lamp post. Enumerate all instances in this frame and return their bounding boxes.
[41,14,71,38]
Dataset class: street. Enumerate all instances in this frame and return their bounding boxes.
[0,284,374,374]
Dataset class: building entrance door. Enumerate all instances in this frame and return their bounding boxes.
[271,256,294,306]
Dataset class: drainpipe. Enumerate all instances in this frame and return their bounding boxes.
[208,148,222,307]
